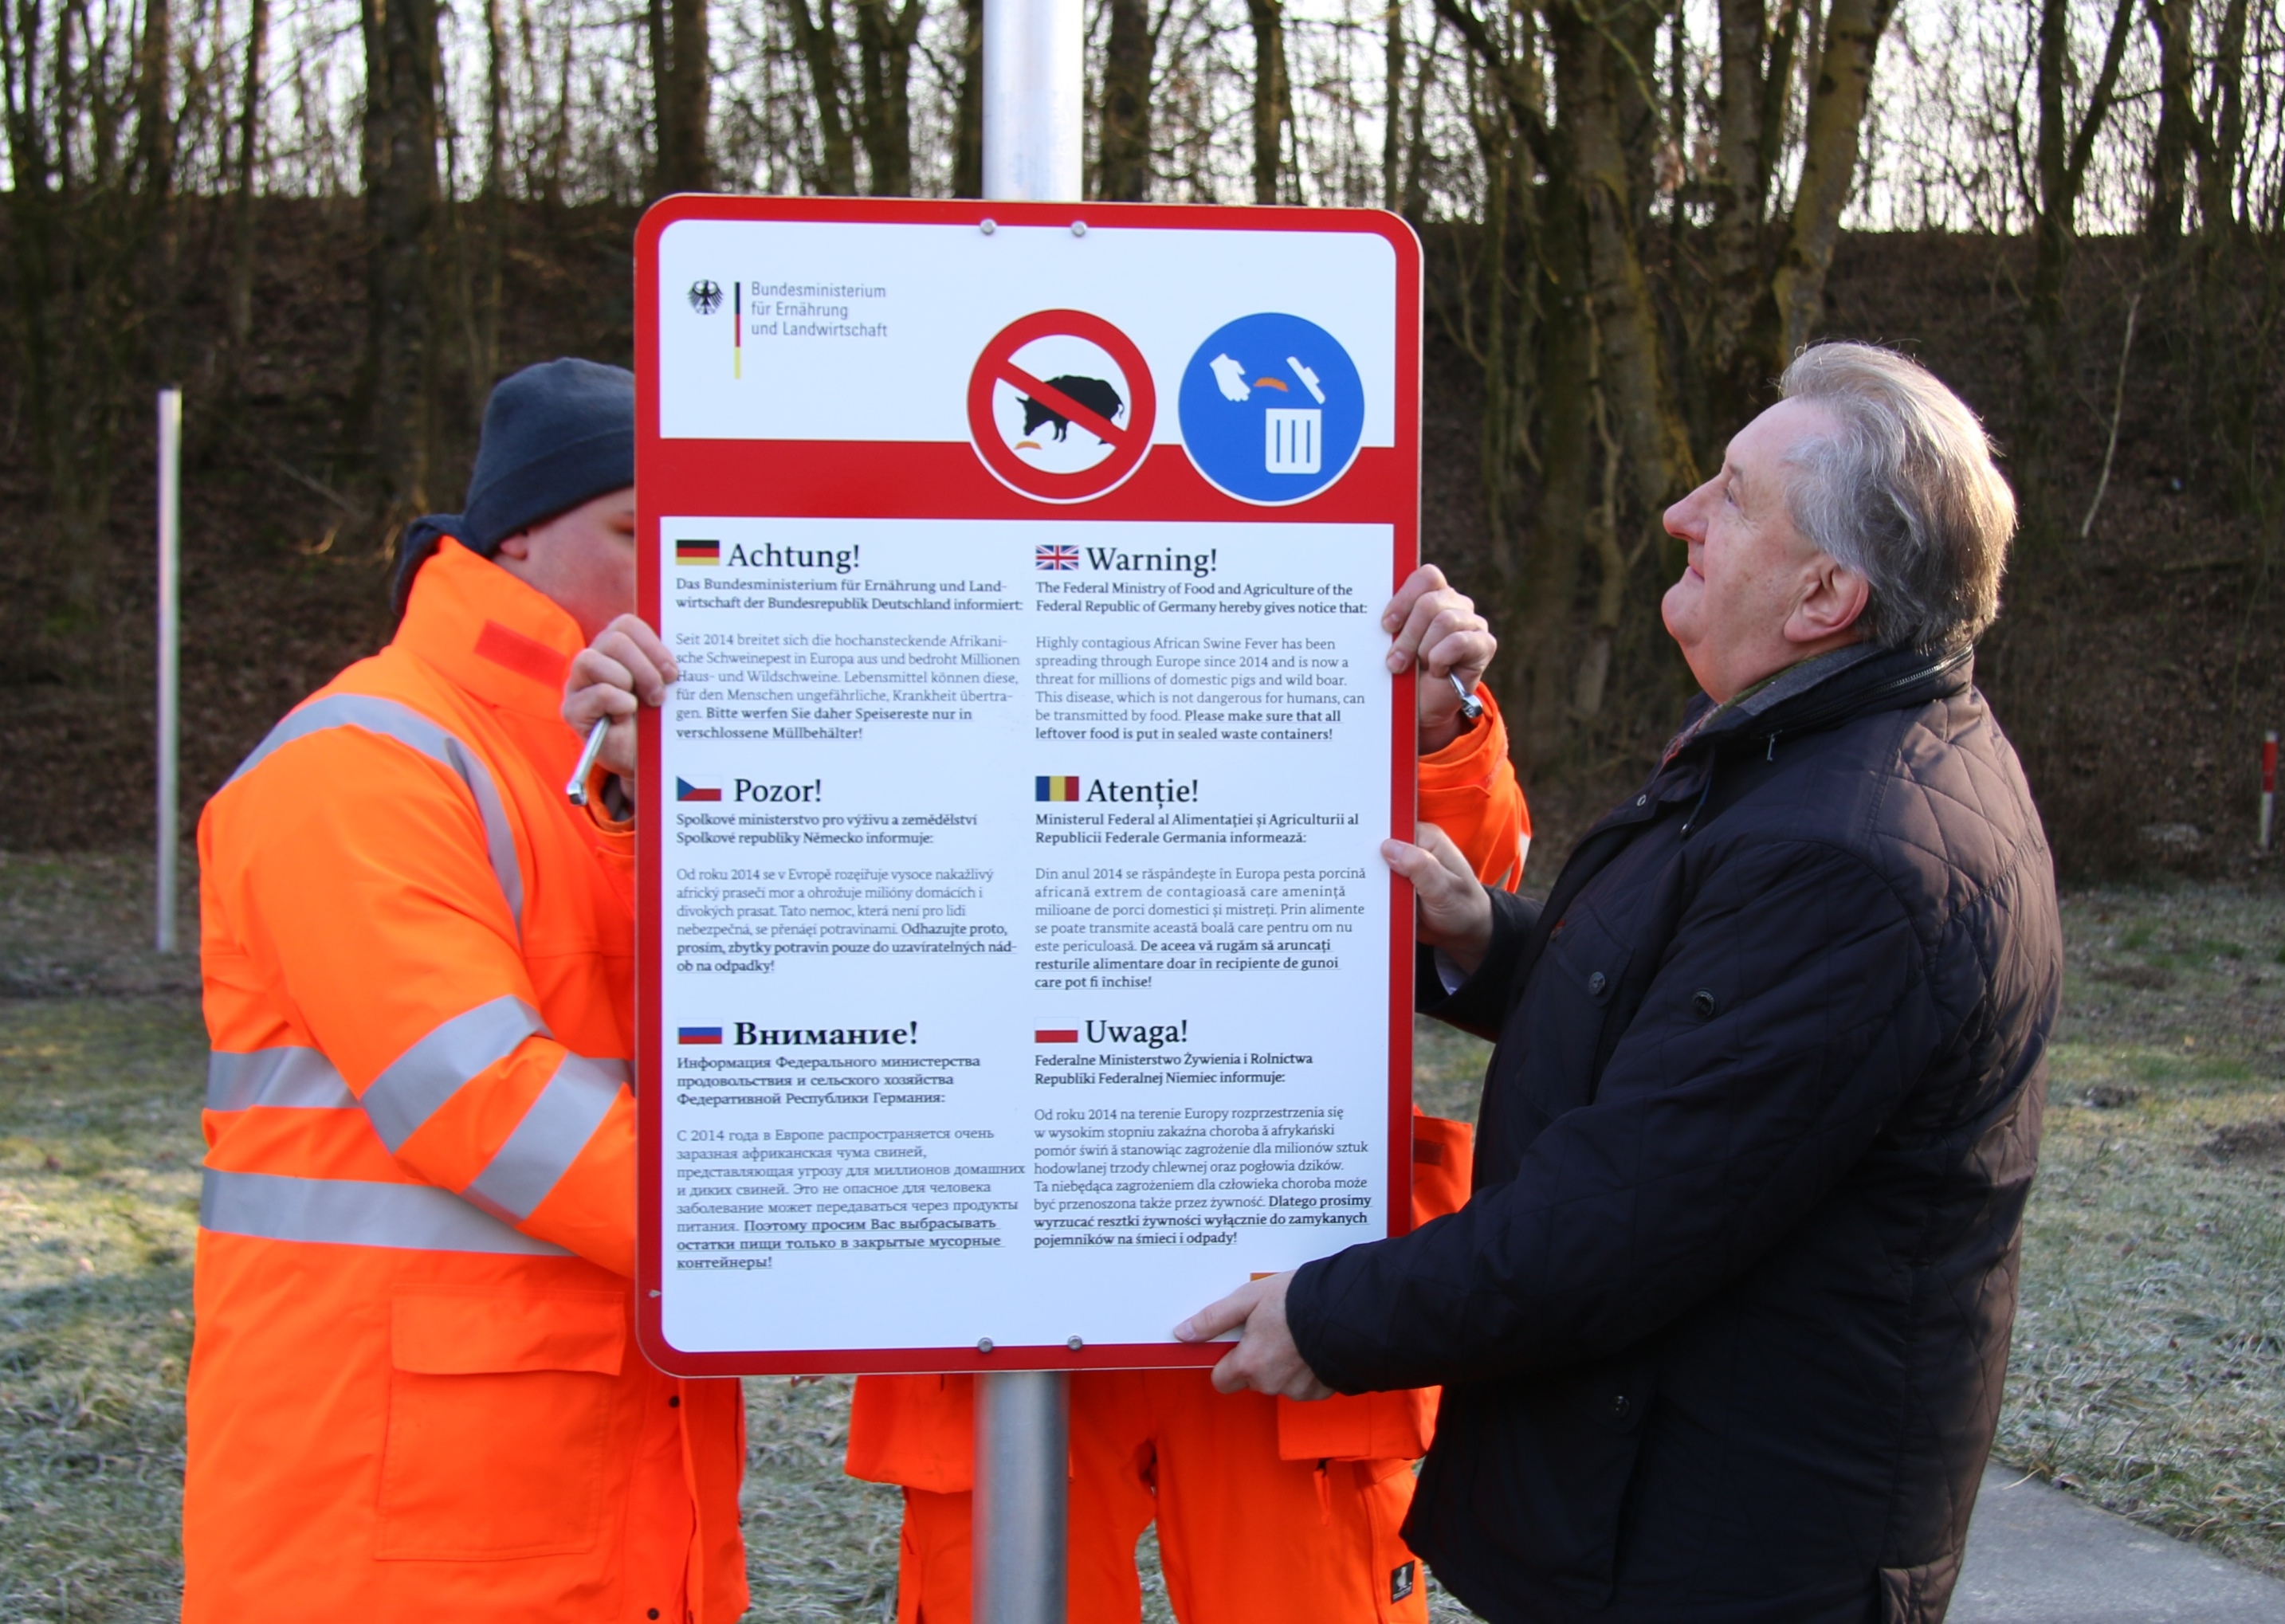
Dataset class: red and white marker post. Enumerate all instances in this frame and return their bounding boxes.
[2262,732,2276,853]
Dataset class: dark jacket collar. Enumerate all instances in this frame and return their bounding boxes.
[1671,641,1974,763]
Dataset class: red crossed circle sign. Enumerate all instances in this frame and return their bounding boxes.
[966,310,1157,503]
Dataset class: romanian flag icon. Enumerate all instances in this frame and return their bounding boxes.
[1035,1029,1079,1044]
[676,539,720,565]
[1036,775,1081,802]
[678,1026,724,1045]
[677,778,722,802]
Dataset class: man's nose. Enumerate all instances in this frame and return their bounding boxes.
[1663,490,1701,542]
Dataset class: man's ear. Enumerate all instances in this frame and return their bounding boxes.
[1788,555,1870,645]
[493,530,533,562]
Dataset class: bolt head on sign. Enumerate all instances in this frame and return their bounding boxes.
[1178,312,1364,505]
[966,309,1157,503]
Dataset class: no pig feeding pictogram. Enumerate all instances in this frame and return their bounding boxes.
[966,310,1157,503]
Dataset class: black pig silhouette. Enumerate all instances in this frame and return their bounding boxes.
[1020,375,1125,441]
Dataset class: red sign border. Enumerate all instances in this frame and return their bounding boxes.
[967,308,1159,502]
[634,194,1423,1378]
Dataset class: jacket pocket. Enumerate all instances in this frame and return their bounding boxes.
[376,1289,626,1561]
[1458,1355,1655,1610]
[1276,1387,1439,1464]
[1521,908,1635,1109]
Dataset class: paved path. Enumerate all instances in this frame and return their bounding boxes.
[1953,1465,2285,1622]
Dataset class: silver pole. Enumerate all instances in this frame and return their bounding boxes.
[982,0,1082,204]
[975,6,1078,1617]
[155,387,183,955]
[974,1368,1068,1624]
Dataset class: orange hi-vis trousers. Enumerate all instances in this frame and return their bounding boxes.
[848,1114,1474,1624]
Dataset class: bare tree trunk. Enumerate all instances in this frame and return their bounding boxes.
[650,0,712,192]
[1401,15,1435,220]
[1765,0,1895,367]
[133,0,176,377]
[2020,0,2136,539]
[1706,0,1792,415]
[2143,0,2193,253]
[1098,0,1152,201]
[226,0,267,346]
[473,0,504,388]
[854,0,921,195]
[540,17,575,212]
[786,0,858,193]
[359,0,442,516]
[1244,0,1289,204]
[1548,1,1697,513]
[1522,150,1592,767]
[1380,0,1403,210]
[950,0,983,196]
[2192,0,2254,497]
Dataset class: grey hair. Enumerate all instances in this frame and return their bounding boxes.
[1777,342,2017,651]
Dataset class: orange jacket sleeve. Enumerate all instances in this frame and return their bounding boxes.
[1418,685,1529,891]
[206,724,636,1277]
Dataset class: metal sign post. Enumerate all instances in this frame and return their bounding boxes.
[978,4,1080,1614]
[155,388,183,954]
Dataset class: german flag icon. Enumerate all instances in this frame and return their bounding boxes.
[676,539,720,565]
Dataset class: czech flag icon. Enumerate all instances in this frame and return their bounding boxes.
[677,778,722,802]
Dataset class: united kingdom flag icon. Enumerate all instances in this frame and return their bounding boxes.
[1035,544,1079,571]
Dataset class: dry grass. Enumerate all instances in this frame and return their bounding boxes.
[5,850,2283,1616]
[1996,882,2285,1575]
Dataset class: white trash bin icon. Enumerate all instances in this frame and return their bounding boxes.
[1266,408,1322,474]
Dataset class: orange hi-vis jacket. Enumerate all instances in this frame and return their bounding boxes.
[186,539,746,1624]
[846,689,1526,1622]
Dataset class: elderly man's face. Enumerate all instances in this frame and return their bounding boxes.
[1661,398,1861,704]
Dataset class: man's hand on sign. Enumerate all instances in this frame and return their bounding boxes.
[562,614,679,781]
[1383,821,1495,978]
[1172,1271,1333,1402]
[1382,564,1495,755]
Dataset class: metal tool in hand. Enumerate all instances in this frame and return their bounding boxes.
[565,716,611,806]
[1449,672,1484,723]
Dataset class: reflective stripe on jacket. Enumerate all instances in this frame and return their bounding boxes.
[186,539,747,1623]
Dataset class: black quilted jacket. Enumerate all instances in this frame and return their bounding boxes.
[1286,643,2060,1624]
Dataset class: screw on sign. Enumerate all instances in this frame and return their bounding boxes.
[966,310,1157,503]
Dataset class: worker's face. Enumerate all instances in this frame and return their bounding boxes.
[493,487,637,644]
[1660,400,1856,703]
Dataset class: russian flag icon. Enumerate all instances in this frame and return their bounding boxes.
[678,1026,724,1045]
[677,778,722,802]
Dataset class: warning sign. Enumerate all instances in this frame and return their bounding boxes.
[634,198,1423,1377]
[966,309,1157,503]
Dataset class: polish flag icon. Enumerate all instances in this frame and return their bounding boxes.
[1035,1029,1079,1044]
